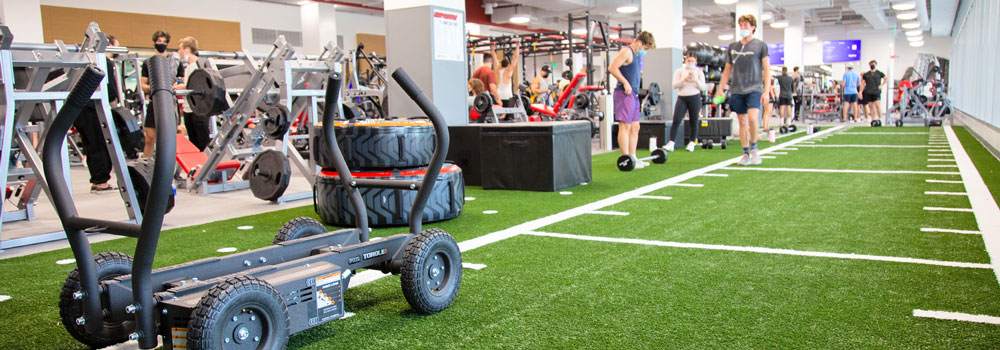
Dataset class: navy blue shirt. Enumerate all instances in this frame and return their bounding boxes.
[615,46,641,94]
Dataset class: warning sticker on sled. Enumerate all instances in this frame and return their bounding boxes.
[314,271,345,323]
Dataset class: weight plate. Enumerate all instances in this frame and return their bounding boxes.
[788,124,797,132]
[261,104,291,139]
[249,150,291,201]
[126,159,174,215]
[895,119,903,127]
[651,148,668,164]
[779,126,788,134]
[648,82,661,106]
[472,93,492,114]
[573,93,589,109]
[720,140,727,149]
[616,155,635,171]
[186,69,228,118]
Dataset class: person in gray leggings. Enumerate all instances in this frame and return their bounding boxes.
[666,54,706,152]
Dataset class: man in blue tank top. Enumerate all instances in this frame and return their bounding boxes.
[609,31,655,166]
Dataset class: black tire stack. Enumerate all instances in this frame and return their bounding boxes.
[312,119,465,227]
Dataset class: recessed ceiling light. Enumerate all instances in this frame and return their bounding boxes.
[761,12,773,21]
[509,15,530,24]
[692,25,711,33]
[902,21,921,29]
[896,11,918,20]
[803,36,818,42]
[616,5,639,14]
[571,28,587,35]
[909,41,924,47]
[714,0,737,4]
[906,35,923,42]
[770,20,789,28]
[718,34,734,40]
[905,30,922,36]
[892,2,916,11]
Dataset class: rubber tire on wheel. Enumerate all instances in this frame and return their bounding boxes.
[400,228,462,314]
[187,276,289,350]
[312,121,435,169]
[59,252,135,348]
[273,217,327,244]
[314,164,465,227]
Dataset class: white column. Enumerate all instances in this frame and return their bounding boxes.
[300,1,338,55]
[783,11,804,68]
[736,0,763,41]
[0,0,43,43]
[641,0,682,50]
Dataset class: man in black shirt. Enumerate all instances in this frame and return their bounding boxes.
[73,36,121,192]
[140,29,184,158]
[859,60,887,124]
[776,67,795,129]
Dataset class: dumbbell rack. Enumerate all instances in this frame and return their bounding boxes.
[0,22,142,248]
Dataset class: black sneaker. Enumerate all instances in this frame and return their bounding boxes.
[90,185,116,193]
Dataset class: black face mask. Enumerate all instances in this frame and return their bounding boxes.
[154,43,167,53]
[870,65,876,70]
[541,72,548,78]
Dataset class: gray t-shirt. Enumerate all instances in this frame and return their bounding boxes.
[725,39,769,94]
[777,74,794,99]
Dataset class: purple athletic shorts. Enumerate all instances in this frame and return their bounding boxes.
[613,89,640,123]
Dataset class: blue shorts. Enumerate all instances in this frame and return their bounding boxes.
[729,91,762,115]
[843,93,858,103]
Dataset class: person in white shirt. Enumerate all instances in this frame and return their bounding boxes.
[666,54,706,152]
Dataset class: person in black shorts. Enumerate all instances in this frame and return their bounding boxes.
[141,29,184,158]
[859,60,887,124]
[775,66,795,129]
[73,35,121,192]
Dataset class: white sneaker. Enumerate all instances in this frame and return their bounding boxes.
[640,161,651,167]
[738,154,751,166]
[750,150,763,165]
[686,142,695,152]
[665,141,675,152]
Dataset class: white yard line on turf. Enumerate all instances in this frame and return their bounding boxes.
[521,231,992,269]
[839,132,930,135]
[925,191,968,196]
[945,125,1000,286]
[784,147,798,150]
[923,207,974,212]
[913,310,1000,325]
[670,183,704,187]
[926,179,964,184]
[927,154,954,157]
[721,167,960,175]
[770,152,788,155]
[796,144,938,148]
[928,165,959,168]
[348,126,846,288]
[698,173,729,177]
[921,228,981,235]
[928,159,956,162]
[761,156,777,159]
[587,211,631,216]
[462,263,488,270]
[635,195,673,200]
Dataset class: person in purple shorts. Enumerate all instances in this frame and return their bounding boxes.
[609,31,655,167]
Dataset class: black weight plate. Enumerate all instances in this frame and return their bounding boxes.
[186,69,228,118]
[126,159,174,215]
[261,104,291,139]
[472,93,492,114]
[651,148,668,164]
[779,126,788,134]
[573,93,589,109]
[616,155,634,171]
[720,140,727,149]
[314,164,465,227]
[895,119,903,127]
[313,120,435,169]
[249,150,291,201]
[788,124,797,132]
[648,82,661,106]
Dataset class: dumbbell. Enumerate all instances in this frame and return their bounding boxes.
[895,119,904,127]
[870,119,883,127]
[617,149,668,171]
[778,124,798,134]
[700,139,727,149]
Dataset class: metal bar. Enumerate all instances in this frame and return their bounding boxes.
[65,217,141,237]
[10,42,129,53]
[350,179,422,190]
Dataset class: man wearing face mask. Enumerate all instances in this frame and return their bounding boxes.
[530,65,552,106]
[609,31,656,167]
[140,29,185,158]
[716,14,770,166]
[859,60,887,125]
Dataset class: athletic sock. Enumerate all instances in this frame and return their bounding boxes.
[751,142,758,150]
[743,147,750,155]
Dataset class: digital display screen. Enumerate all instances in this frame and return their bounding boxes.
[822,40,861,63]
[768,42,784,65]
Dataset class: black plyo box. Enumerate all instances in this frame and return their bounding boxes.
[690,118,733,143]
[446,125,485,186]
[612,120,685,149]
[479,121,592,191]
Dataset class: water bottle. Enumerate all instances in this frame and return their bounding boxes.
[649,137,657,152]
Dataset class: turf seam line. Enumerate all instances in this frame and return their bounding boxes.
[586,211,631,216]
[349,126,845,288]
[721,167,961,175]
[924,191,968,196]
[912,310,1000,325]
[921,228,982,235]
[634,195,673,200]
[520,231,993,269]
[923,207,974,212]
[944,125,1000,287]
[926,179,964,184]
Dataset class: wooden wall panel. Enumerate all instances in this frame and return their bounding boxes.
[40,5,241,52]
[355,33,386,76]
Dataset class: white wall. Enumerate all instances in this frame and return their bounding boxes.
[336,10,385,54]
[39,0,301,53]
[0,0,44,42]
[950,0,999,128]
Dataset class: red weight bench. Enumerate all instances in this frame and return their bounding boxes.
[176,134,246,193]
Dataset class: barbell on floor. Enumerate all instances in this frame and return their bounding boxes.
[617,149,668,171]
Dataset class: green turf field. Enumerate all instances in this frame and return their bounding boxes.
[1,126,998,349]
